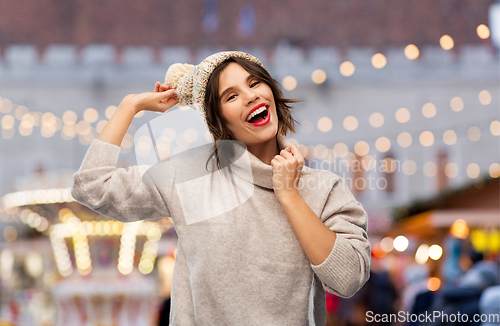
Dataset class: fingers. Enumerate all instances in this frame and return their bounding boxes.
[273,155,286,163]
[154,82,172,93]
[280,148,294,160]
[289,144,304,161]
[153,89,177,100]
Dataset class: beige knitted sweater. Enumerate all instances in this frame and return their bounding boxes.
[71,134,371,325]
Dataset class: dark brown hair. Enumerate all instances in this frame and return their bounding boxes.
[204,56,302,170]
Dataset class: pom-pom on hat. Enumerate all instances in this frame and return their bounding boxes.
[164,51,268,130]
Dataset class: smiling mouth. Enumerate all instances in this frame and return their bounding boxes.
[246,107,269,124]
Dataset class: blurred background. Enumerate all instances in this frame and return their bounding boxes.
[0,0,499,325]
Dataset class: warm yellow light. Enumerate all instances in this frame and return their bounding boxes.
[3,226,17,242]
[62,124,77,138]
[380,237,394,252]
[15,105,29,120]
[488,230,500,252]
[395,108,410,123]
[440,35,454,50]
[369,112,384,128]
[343,116,358,131]
[402,160,417,175]
[382,157,397,173]
[76,120,92,136]
[444,163,459,178]
[58,208,73,223]
[83,108,99,123]
[112,222,121,235]
[0,98,13,114]
[450,219,469,239]
[471,229,487,252]
[375,137,391,153]
[428,277,441,291]
[397,132,412,147]
[339,61,355,77]
[19,121,33,136]
[419,131,434,147]
[423,162,438,177]
[1,115,15,130]
[467,163,480,179]
[479,90,492,105]
[477,24,490,39]
[371,53,387,69]
[393,235,409,252]
[468,126,481,141]
[63,110,78,124]
[491,121,500,136]
[422,103,436,118]
[450,97,464,112]
[404,44,420,60]
[146,228,162,242]
[311,69,327,84]
[443,130,457,145]
[139,260,154,274]
[118,264,133,275]
[282,76,297,91]
[40,116,55,131]
[333,143,349,158]
[489,163,500,178]
[354,141,370,156]
[428,245,443,260]
[415,244,429,264]
[21,113,35,125]
[317,117,333,132]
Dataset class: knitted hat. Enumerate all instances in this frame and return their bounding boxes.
[164,51,268,130]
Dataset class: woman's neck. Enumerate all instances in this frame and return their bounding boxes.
[245,135,280,166]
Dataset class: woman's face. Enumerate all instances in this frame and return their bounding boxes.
[218,62,278,146]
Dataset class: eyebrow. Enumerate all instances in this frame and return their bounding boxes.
[219,74,255,101]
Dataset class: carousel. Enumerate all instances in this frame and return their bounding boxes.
[0,167,178,326]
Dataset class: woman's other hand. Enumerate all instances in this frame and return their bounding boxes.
[271,144,304,201]
[119,82,179,114]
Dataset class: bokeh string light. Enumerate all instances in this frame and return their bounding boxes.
[0,27,497,184]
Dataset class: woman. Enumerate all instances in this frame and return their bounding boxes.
[71,51,370,325]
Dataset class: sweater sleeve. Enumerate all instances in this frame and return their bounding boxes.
[71,138,171,222]
[310,175,371,298]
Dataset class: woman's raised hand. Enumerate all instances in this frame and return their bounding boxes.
[119,82,179,114]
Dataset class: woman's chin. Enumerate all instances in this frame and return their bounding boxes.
[249,125,278,144]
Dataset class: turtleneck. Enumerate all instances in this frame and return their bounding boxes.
[230,134,291,190]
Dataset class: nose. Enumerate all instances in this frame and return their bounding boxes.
[244,88,259,106]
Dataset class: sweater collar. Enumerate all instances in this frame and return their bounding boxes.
[230,134,291,190]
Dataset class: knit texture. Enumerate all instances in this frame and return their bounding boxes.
[164,51,267,130]
[71,135,371,325]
